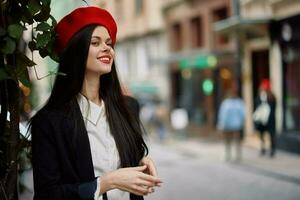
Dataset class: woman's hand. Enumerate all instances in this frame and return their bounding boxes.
[100,165,162,196]
[140,157,158,178]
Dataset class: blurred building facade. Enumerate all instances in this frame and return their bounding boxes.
[162,0,236,130]
[215,0,300,153]
[97,0,170,106]
[96,0,300,154]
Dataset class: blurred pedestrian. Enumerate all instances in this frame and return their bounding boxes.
[29,6,161,200]
[153,103,168,142]
[253,79,277,157]
[217,83,245,161]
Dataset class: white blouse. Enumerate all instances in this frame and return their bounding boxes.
[77,94,128,200]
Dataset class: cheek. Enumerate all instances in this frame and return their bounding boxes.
[88,47,98,58]
[86,50,97,68]
[110,49,115,59]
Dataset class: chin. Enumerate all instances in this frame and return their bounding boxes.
[99,67,112,75]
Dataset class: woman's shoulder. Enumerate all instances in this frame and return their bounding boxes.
[31,108,70,125]
[30,108,76,140]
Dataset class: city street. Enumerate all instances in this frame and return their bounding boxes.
[20,136,300,200]
[144,139,300,200]
[2,0,300,200]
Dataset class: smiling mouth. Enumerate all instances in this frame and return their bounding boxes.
[97,56,112,64]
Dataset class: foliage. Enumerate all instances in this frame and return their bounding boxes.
[0,0,57,199]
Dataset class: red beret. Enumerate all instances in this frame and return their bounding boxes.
[260,79,271,91]
[54,6,117,55]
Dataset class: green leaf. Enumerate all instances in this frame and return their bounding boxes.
[22,7,34,24]
[0,68,12,81]
[16,52,36,68]
[10,2,23,24]
[15,53,32,87]
[4,65,17,79]
[39,48,48,58]
[1,0,8,9]
[50,15,57,27]
[36,32,51,48]
[41,0,51,6]
[18,69,31,87]
[33,6,50,21]
[36,22,51,31]
[28,41,36,51]
[0,27,6,37]
[56,72,67,76]
[0,37,16,54]
[28,0,42,16]
[8,24,25,39]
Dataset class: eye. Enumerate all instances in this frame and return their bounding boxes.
[91,40,100,46]
[106,42,113,47]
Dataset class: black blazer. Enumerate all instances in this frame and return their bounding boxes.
[31,96,142,200]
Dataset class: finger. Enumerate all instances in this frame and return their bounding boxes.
[121,188,147,196]
[148,187,155,193]
[137,179,156,187]
[139,173,162,183]
[118,185,149,196]
[132,165,147,172]
[143,158,158,177]
[130,185,150,196]
[123,165,147,171]
[156,182,162,187]
[146,162,158,177]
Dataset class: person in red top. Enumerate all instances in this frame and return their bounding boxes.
[30,6,161,200]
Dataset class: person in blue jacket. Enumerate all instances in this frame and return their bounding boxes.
[218,83,245,161]
[30,6,161,200]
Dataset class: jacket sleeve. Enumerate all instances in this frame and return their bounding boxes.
[31,112,97,200]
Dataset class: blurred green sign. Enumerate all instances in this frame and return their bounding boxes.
[202,79,214,96]
[179,55,217,69]
[129,82,158,94]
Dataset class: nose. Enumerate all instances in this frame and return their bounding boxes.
[100,42,111,52]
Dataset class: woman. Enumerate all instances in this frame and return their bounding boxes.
[30,6,161,200]
[254,79,276,157]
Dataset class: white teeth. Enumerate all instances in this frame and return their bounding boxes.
[99,57,110,61]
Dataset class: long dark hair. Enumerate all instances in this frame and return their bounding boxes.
[31,25,148,167]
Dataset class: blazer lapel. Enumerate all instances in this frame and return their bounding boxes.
[73,101,95,181]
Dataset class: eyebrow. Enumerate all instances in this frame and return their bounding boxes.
[91,36,112,42]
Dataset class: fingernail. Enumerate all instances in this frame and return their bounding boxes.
[149,188,154,193]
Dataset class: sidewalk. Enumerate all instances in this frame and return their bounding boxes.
[154,129,300,184]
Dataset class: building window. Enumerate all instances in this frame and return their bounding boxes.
[190,16,203,48]
[212,7,229,46]
[172,23,183,51]
[135,0,144,15]
[115,0,123,22]
[97,0,106,8]
[283,47,300,132]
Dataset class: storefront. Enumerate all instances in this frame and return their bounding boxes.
[170,54,218,128]
[168,52,236,129]
[270,14,300,153]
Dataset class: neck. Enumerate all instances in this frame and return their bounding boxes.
[81,73,101,105]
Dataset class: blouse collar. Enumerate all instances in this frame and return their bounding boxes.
[77,93,105,126]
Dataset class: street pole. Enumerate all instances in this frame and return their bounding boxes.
[231,0,242,95]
